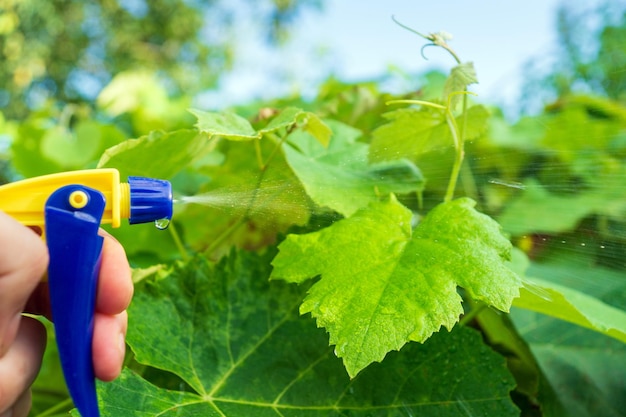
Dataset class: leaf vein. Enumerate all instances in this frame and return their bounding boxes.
[207,299,301,397]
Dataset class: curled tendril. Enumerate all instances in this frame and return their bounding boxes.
[391,15,429,40]
[420,43,438,60]
[391,15,437,60]
[391,15,461,64]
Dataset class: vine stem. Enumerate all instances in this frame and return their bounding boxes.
[168,220,189,260]
[443,111,464,203]
[204,216,247,256]
[459,300,488,326]
[392,16,474,203]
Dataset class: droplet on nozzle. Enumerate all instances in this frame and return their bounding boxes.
[155,218,171,230]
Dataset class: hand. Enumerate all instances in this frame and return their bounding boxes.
[0,211,133,417]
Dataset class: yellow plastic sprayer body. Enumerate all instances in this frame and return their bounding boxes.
[0,168,130,229]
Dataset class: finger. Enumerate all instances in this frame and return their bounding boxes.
[0,212,48,356]
[92,311,127,382]
[10,389,32,417]
[0,318,46,414]
[97,232,133,315]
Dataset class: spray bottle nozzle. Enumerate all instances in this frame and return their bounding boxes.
[126,176,173,225]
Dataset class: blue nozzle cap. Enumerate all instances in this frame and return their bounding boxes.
[128,177,173,225]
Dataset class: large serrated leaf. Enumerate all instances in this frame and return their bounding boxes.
[271,196,522,377]
[93,251,519,417]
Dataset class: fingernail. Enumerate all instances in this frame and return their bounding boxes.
[98,229,119,243]
[0,408,13,417]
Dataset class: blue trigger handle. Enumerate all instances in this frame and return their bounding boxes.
[45,185,105,417]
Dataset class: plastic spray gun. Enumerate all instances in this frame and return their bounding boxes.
[0,168,173,417]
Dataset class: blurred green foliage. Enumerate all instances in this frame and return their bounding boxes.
[0,0,321,118]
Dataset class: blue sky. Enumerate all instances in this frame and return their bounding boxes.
[201,0,606,113]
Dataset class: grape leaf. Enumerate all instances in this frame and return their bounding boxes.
[97,129,215,179]
[271,196,522,377]
[191,107,331,146]
[444,62,478,110]
[497,178,626,236]
[190,108,258,140]
[509,248,626,344]
[514,278,626,344]
[93,250,519,417]
[369,104,488,162]
[510,256,626,417]
[283,120,424,216]
[258,107,332,147]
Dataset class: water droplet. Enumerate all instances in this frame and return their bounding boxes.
[155,218,171,230]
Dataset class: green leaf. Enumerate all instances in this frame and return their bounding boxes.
[444,62,478,110]
[541,104,622,162]
[511,249,626,344]
[95,251,519,416]
[258,107,331,147]
[514,277,626,344]
[259,107,303,132]
[190,107,331,145]
[41,123,99,167]
[190,108,258,140]
[283,120,424,216]
[11,114,127,176]
[10,122,61,177]
[271,196,522,377]
[528,343,626,417]
[369,104,488,162]
[497,178,626,236]
[97,129,214,179]
[97,71,170,117]
[97,70,193,133]
[510,256,626,417]
[302,112,332,147]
